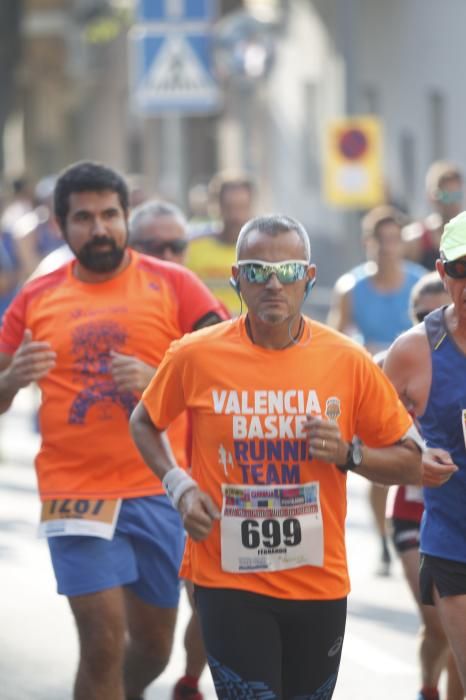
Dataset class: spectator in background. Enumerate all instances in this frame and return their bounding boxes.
[0,176,34,318]
[13,175,63,281]
[127,173,148,209]
[0,175,34,234]
[187,183,211,231]
[186,171,255,315]
[404,161,464,270]
[327,205,426,576]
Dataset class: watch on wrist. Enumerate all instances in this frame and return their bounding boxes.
[338,437,363,473]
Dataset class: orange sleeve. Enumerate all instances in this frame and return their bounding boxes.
[354,354,412,446]
[141,340,187,430]
[174,267,229,333]
[0,290,26,354]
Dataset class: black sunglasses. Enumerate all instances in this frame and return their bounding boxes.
[414,309,430,323]
[132,239,188,256]
[443,258,466,279]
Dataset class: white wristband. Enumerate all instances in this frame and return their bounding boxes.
[402,424,426,453]
[162,466,197,508]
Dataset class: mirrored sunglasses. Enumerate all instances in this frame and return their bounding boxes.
[443,258,466,279]
[132,239,188,256]
[238,259,309,284]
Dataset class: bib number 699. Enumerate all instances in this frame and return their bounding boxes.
[241,518,302,549]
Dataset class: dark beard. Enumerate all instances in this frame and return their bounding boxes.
[75,236,126,273]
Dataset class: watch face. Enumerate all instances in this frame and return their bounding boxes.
[352,439,363,465]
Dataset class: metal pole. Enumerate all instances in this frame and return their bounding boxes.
[161,115,186,206]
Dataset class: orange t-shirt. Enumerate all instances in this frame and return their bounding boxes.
[142,316,412,600]
[0,251,225,500]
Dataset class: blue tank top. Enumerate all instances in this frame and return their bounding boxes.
[351,262,425,348]
[418,307,466,562]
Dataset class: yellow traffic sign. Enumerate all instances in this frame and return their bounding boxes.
[323,115,384,208]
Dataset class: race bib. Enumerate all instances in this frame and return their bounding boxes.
[38,498,122,540]
[220,482,323,573]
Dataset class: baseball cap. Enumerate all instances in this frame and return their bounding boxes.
[440,211,466,261]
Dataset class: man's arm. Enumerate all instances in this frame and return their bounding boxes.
[0,330,56,413]
[305,416,422,485]
[383,328,430,418]
[326,276,354,332]
[193,310,226,330]
[384,330,458,487]
[130,402,220,540]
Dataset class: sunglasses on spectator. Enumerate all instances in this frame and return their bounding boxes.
[414,309,431,323]
[435,190,463,205]
[132,239,188,256]
[442,258,466,279]
[237,260,309,284]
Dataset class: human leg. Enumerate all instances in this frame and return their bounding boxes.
[121,495,185,697]
[420,555,466,692]
[281,597,347,700]
[434,590,466,691]
[397,543,448,691]
[48,530,139,699]
[445,649,465,700]
[369,483,391,575]
[124,588,178,698]
[47,495,185,699]
[68,587,127,700]
[185,581,207,679]
[174,581,206,700]
[195,586,282,699]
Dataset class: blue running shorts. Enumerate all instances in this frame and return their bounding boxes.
[47,495,185,607]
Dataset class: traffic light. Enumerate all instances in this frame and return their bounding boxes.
[323,115,384,208]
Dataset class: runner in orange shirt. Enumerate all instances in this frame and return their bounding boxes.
[130,214,439,700]
[0,161,227,700]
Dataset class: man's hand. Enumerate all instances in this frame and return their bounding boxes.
[7,329,56,389]
[304,415,349,465]
[178,487,221,541]
[422,447,458,487]
[110,351,155,393]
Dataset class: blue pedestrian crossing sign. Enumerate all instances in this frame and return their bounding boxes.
[130,28,221,115]
[137,0,217,23]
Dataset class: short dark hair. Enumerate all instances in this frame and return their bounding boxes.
[410,270,445,307]
[208,170,255,206]
[54,161,129,233]
[361,205,407,240]
[236,214,311,261]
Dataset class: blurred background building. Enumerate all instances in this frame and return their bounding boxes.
[1,0,466,282]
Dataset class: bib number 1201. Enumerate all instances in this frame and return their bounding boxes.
[241,518,302,549]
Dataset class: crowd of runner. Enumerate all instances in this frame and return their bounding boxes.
[0,158,464,700]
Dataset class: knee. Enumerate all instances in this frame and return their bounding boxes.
[132,633,174,672]
[79,621,126,675]
[419,620,448,648]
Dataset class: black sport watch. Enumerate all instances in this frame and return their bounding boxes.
[337,437,363,473]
